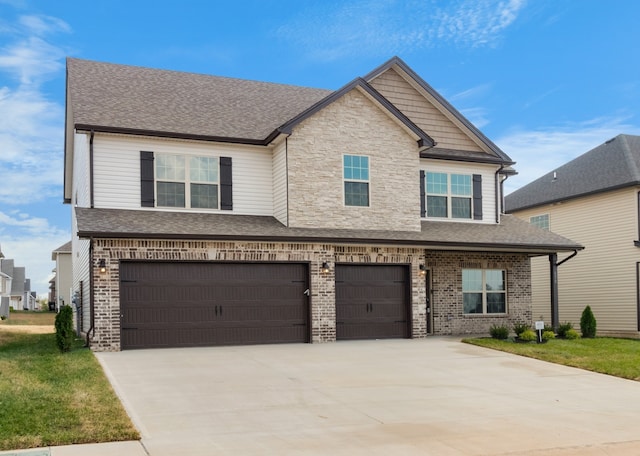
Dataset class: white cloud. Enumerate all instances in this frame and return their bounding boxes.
[276,0,527,61]
[0,210,70,297]
[497,116,640,194]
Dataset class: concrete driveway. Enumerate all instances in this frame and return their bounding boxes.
[96,338,640,455]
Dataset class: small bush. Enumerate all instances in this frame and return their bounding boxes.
[580,305,597,338]
[565,328,580,340]
[513,322,530,337]
[542,330,555,342]
[489,324,509,340]
[55,305,75,352]
[557,322,573,338]
[0,315,6,320]
[518,329,537,342]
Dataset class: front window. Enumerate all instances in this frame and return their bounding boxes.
[156,154,219,209]
[530,214,549,230]
[426,172,472,219]
[462,269,507,314]
[344,155,369,207]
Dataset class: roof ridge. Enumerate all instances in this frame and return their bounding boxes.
[619,134,640,181]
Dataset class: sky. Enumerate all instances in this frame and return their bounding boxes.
[0,0,639,297]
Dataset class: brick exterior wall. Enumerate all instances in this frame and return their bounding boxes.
[286,89,422,232]
[90,239,531,351]
[425,251,532,335]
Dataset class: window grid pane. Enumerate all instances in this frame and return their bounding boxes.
[426,172,448,194]
[344,155,369,181]
[451,197,471,219]
[157,182,185,207]
[451,174,471,196]
[345,182,369,207]
[426,196,447,217]
[156,155,185,181]
[530,214,549,230]
[190,156,218,183]
[191,183,218,209]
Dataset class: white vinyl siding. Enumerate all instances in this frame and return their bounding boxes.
[92,134,274,216]
[420,159,497,224]
[272,140,288,225]
[513,187,639,334]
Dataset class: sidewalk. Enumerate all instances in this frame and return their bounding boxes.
[0,441,147,456]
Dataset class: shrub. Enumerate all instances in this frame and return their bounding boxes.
[513,322,530,337]
[489,324,509,340]
[580,305,597,338]
[542,330,555,342]
[518,329,537,342]
[565,328,580,340]
[55,305,75,352]
[557,322,574,338]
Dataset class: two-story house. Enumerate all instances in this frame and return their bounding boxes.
[51,241,72,311]
[64,56,582,351]
[506,134,640,337]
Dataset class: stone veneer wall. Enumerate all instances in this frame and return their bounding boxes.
[425,251,532,335]
[91,239,427,351]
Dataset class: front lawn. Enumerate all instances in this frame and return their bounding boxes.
[0,331,139,451]
[1,310,55,326]
[463,337,640,381]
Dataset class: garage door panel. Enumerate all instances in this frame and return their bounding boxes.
[336,264,410,341]
[120,262,309,349]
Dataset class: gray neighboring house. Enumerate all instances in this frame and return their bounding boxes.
[0,257,36,311]
[506,134,640,336]
[64,56,582,351]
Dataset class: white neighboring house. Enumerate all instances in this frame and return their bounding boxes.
[51,241,73,311]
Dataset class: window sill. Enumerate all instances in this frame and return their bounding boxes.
[463,313,508,318]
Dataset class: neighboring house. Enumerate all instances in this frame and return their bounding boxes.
[64,56,581,351]
[0,258,36,311]
[506,134,640,337]
[51,241,73,311]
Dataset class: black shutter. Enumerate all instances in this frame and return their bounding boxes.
[472,174,483,220]
[419,170,426,217]
[220,157,233,211]
[140,151,155,207]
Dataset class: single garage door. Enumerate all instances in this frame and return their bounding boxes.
[120,262,309,349]
[335,264,410,340]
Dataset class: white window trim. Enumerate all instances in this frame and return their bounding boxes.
[343,154,370,208]
[530,214,550,231]
[425,172,473,219]
[462,269,508,315]
[156,153,220,210]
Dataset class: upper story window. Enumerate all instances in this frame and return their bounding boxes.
[425,172,472,219]
[462,269,507,314]
[530,214,549,230]
[156,154,219,209]
[344,155,369,207]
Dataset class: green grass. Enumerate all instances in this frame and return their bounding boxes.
[463,337,640,381]
[0,331,139,451]
[1,310,55,326]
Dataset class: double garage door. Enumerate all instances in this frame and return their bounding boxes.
[120,262,410,350]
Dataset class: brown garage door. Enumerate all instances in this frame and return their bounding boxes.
[120,262,309,349]
[335,264,410,340]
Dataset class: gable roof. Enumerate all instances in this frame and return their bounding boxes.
[51,241,72,261]
[506,134,640,212]
[75,207,582,254]
[364,57,514,165]
[66,58,332,144]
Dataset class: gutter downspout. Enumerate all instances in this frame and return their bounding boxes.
[549,249,579,331]
[85,237,95,347]
[495,165,505,223]
[89,130,95,208]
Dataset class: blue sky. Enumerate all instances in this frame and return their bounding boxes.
[1,0,639,296]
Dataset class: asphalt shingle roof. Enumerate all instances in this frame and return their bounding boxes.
[75,208,582,253]
[66,58,332,142]
[506,134,640,212]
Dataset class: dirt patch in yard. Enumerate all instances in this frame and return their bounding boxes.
[0,325,54,334]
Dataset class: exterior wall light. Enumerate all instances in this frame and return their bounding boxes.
[419,264,427,276]
[321,262,331,273]
[98,259,107,273]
